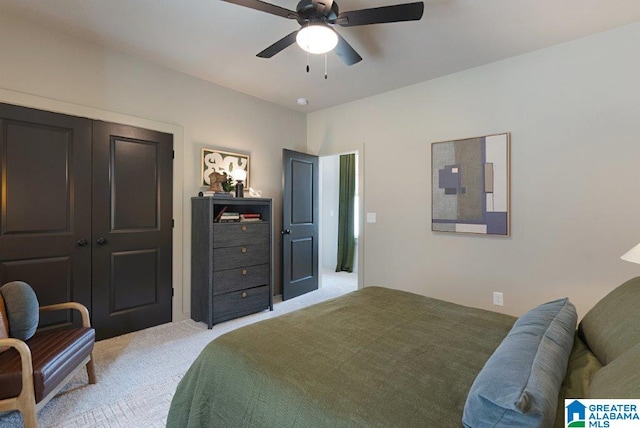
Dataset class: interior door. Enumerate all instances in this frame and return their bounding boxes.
[91,121,173,340]
[282,149,319,300]
[0,103,92,327]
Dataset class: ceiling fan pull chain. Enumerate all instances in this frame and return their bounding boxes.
[306,51,310,73]
[324,54,328,79]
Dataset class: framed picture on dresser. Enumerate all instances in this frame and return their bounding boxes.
[201,148,250,188]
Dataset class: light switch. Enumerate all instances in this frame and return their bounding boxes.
[367,213,376,223]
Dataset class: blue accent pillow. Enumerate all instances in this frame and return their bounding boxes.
[462,298,577,428]
[0,281,40,341]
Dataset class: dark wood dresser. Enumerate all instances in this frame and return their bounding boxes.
[191,197,273,328]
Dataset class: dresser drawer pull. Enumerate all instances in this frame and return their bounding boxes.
[241,292,247,298]
[242,269,248,275]
[241,225,247,231]
[241,247,247,254]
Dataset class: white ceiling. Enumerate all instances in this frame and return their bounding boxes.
[2,0,640,112]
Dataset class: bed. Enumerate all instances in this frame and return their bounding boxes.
[168,278,640,427]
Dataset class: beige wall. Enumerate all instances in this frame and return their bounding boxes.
[0,14,307,320]
[3,12,639,322]
[307,23,640,319]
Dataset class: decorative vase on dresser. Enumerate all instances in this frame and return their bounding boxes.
[191,197,273,328]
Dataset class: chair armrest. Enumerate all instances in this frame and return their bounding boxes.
[0,337,35,397]
[39,302,91,328]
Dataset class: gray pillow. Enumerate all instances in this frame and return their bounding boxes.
[463,298,577,428]
[0,281,40,341]
[578,276,640,365]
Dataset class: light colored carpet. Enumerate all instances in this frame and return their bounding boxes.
[0,280,356,427]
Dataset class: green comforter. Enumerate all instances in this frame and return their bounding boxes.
[167,287,516,427]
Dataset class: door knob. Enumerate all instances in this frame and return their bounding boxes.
[281,229,291,235]
[77,239,88,247]
[96,238,107,245]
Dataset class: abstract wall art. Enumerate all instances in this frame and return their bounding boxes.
[201,148,250,188]
[431,133,510,236]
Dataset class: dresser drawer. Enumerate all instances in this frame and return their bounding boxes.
[213,285,270,324]
[213,243,269,271]
[213,264,269,295]
[213,222,269,248]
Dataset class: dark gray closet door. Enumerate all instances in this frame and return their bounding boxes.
[0,103,92,327]
[91,121,173,340]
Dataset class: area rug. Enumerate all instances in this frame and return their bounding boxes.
[50,374,183,428]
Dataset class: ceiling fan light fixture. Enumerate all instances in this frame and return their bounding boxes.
[296,24,338,54]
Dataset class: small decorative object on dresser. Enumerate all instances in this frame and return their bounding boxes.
[233,168,247,198]
[208,171,228,192]
[191,197,273,328]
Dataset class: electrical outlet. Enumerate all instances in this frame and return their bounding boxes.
[493,292,504,306]
[367,212,376,223]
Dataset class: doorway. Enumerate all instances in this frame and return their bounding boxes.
[319,151,360,294]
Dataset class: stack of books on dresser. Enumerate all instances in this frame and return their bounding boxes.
[199,190,232,198]
[217,212,240,222]
[240,213,261,222]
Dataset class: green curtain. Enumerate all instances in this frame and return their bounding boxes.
[336,153,356,272]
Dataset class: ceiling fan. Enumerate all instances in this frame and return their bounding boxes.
[221,0,425,66]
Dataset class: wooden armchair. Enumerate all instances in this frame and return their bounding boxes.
[0,300,96,428]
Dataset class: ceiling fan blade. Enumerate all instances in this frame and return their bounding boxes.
[221,0,298,19]
[336,1,424,27]
[334,33,362,66]
[257,31,299,58]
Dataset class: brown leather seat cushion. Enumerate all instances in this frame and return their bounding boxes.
[0,327,95,402]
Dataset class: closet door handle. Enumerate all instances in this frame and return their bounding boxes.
[77,239,88,247]
[96,238,107,246]
[281,229,291,235]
